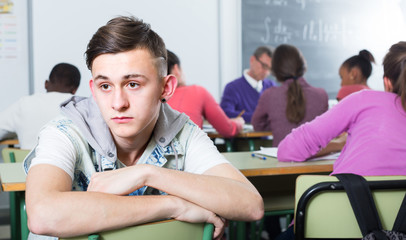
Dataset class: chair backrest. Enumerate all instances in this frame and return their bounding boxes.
[1,148,30,163]
[60,220,214,240]
[294,175,406,239]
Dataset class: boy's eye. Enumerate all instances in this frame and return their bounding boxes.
[101,84,110,90]
[128,82,139,89]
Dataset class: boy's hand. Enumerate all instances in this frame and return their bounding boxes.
[173,198,226,240]
[87,165,149,195]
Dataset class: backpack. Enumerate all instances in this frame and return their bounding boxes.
[335,174,406,240]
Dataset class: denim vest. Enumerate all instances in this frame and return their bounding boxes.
[24,99,193,196]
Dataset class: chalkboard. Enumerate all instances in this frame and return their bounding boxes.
[242,0,406,98]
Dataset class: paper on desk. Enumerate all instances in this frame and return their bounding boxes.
[308,152,340,161]
[254,147,340,161]
[202,124,216,133]
[254,147,278,157]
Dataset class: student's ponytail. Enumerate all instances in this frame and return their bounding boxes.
[272,44,307,124]
[383,42,406,112]
[286,78,306,124]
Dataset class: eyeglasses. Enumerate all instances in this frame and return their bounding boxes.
[255,56,271,71]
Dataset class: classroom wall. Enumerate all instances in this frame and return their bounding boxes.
[0,0,30,111]
[31,0,229,101]
[2,0,406,110]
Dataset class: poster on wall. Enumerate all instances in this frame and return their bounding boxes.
[0,0,29,110]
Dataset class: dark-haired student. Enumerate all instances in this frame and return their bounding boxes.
[251,44,328,147]
[0,63,81,149]
[24,16,263,240]
[337,49,375,101]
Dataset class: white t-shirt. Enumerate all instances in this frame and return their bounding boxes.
[30,122,230,180]
[0,92,73,149]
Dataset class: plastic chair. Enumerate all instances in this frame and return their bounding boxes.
[294,175,406,239]
[60,220,214,240]
[1,147,31,240]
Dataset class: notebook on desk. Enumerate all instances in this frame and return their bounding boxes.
[254,147,340,161]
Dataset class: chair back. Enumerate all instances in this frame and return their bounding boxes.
[1,148,30,163]
[294,175,406,239]
[60,220,214,240]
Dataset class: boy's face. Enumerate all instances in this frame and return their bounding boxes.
[89,48,163,142]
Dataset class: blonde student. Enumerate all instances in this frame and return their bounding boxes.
[24,16,263,240]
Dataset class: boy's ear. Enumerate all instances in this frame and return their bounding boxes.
[89,79,96,100]
[383,77,393,92]
[161,74,177,101]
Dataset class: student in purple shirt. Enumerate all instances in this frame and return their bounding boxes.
[252,44,328,146]
[220,46,276,123]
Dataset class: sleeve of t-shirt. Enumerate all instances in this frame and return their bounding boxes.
[277,91,362,162]
[0,99,20,140]
[183,125,230,174]
[28,126,77,180]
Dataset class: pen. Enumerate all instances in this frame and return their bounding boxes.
[251,153,266,160]
[237,110,245,118]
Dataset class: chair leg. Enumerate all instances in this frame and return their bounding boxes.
[255,210,295,240]
[10,192,21,240]
[20,192,29,240]
[225,139,234,152]
[248,139,255,151]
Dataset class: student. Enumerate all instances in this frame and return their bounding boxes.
[276,42,406,240]
[24,16,263,239]
[220,46,276,123]
[166,50,244,137]
[0,63,80,149]
[251,44,328,147]
[278,41,406,175]
[336,49,375,101]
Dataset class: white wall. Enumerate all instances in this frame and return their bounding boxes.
[31,0,236,101]
[0,0,29,110]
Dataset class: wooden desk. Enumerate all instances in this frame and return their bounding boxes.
[207,131,273,139]
[207,131,273,152]
[0,162,27,240]
[0,163,26,192]
[0,139,19,148]
[222,151,334,177]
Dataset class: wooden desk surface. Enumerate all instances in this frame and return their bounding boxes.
[207,131,272,139]
[0,139,19,146]
[0,163,26,192]
[0,152,334,192]
[222,151,334,177]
